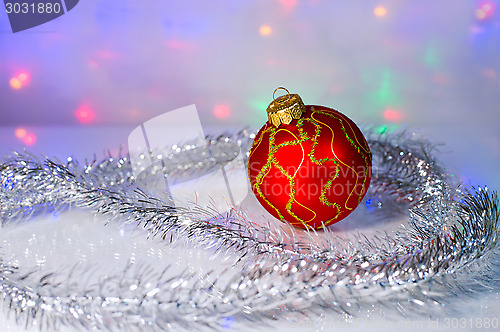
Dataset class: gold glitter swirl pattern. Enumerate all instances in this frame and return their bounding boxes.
[310,107,371,227]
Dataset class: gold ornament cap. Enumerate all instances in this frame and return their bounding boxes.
[267,87,306,127]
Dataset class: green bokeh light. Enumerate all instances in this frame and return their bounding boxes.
[375,124,401,135]
[363,68,403,115]
[423,44,440,68]
[247,99,269,125]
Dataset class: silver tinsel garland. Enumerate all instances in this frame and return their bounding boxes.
[0,129,499,331]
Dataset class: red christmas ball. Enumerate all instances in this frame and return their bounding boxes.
[248,89,372,230]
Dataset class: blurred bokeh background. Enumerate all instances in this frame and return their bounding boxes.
[1,0,499,186]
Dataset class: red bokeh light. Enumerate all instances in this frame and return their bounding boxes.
[95,50,118,59]
[278,0,297,10]
[480,1,495,15]
[23,133,37,146]
[165,40,193,50]
[383,109,402,122]
[214,104,231,119]
[75,104,96,124]
[17,71,31,84]
[88,60,99,70]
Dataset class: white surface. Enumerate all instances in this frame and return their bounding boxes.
[0,207,498,332]
[0,125,499,332]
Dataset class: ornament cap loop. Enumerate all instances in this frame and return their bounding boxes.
[272,87,292,102]
[267,87,305,127]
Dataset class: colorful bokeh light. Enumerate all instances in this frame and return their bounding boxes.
[278,0,297,10]
[15,128,27,138]
[383,108,402,122]
[88,60,99,70]
[476,9,487,20]
[259,25,272,36]
[371,69,401,108]
[9,71,31,90]
[95,50,118,60]
[9,77,22,90]
[17,71,31,84]
[165,40,192,50]
[23,133,37,146]
[475,1,495,20]
[213,104,231,119]
[75,104,96,124]
[128,109,141,118]
[374,6,387,17]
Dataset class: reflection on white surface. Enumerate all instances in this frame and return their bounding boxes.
[0,210,239,332]
[0,202,498,332]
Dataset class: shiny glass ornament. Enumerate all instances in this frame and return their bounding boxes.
[248,88,372,229]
